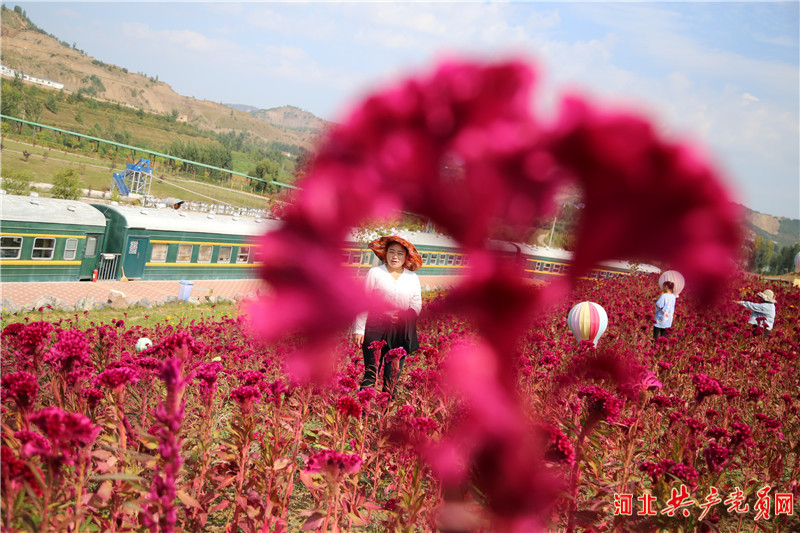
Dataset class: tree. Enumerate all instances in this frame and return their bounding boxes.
[45,93,59,113]
[254,158,281,192]
[25,97,43,123]
[751,236,776,274]
[1,84,24,117]
[50,168,83,200]
[769,243,800,275]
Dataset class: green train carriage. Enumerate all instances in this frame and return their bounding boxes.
[91,203,281,281]
[0,194,107,282]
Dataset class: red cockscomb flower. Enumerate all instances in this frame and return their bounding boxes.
[336,395,362,419]
[1,371,39,410]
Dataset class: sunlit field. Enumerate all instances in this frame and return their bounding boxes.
[1,272,797,532]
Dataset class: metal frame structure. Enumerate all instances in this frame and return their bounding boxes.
[111,158,153,196]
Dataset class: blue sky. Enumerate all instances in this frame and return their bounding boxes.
[7,1,799,220]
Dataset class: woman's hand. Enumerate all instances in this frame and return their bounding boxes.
[353,334,364,347]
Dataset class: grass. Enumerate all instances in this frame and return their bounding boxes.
[1,137,272,208]
[0,299,240,329]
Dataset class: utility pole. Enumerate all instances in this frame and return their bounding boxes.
[547,212,558,248]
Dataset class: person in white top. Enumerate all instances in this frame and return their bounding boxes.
[653,281,677,342]
[737,289,777,336]
[353,234,423,395]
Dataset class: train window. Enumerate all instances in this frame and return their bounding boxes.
[351,251,361,264]
[85,236,98,257]
[462,256,469,267]
[218,246,233,263]
[438,254,447,265]
[562,265,571,274]
[534,262,542,271]
[421,253,429,265]
[63,238,78,261]
[447,255,455,265]
[236,247,250,263]
[454,255,463,266]
[0,236,22,259]
[177,244,193,263]
[32,238,55,260]
[542,263,552,272]
[150,243,168,262]
[198,245,213,263]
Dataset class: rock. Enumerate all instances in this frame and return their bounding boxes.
[185,297,201,306]
[137,297,152,310]
[32,295,57,311]
[75,297,95,312]
[204,295,217,304]
[53,298,73,312]
[216,296,235,305]
[93,302,109,311]
[108,290,128,310]
[1,297,19,315]
[164,296,179,304]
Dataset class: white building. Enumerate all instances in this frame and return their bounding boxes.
[1,64,64,90]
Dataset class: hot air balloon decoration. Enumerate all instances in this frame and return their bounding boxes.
[658,270,685,297]
[567,301,608,347]
[136,337,153,353]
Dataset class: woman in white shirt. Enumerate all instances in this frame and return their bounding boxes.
[353,235,422,395]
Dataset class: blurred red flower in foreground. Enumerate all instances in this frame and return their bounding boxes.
[251,57,743,527]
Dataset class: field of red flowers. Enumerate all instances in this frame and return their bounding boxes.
[1,272,797,532]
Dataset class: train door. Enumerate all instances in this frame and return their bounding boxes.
[122,236,149,279]
[78,233,103,280]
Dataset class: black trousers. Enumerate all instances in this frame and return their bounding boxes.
[360,341,407,394]
[360,313,416,395]
[653,326,669,341]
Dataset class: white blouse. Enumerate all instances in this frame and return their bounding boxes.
[353,265,422,334]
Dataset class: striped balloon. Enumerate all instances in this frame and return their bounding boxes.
[567,301,608,347]
[658,270,685,297]
[795,251,800,273]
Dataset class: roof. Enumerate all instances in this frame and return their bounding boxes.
[95,204,281,236]
[0,194,107,227]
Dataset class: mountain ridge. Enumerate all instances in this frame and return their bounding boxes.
[0,7,330,150]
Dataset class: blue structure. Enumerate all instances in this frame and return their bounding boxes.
[111,158,152,196]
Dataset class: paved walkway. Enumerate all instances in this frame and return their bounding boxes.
[0,274,463,311]
[0,278,268,308]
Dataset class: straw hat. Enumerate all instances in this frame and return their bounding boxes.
[757,289,776,304]
[368,234,422,271]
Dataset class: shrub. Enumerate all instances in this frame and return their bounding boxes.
[50,168,83,200]
[0,170,33,195]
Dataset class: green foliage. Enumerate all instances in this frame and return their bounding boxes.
[45,93,58,113]
[1,83,24,116]
[110,187,122,203]
[50,168,83,200]
[769,242,800,275]
[24,97,43,123]
[0,169,33,195]
[750,236,775,274]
